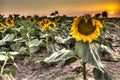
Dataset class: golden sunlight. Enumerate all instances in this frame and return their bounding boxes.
[110,11,114,15]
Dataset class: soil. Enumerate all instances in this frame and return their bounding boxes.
[8,40,120,80]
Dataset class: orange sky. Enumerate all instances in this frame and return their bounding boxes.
[0,0,120,17]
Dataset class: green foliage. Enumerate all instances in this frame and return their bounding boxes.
[75,42,104,71]
[0,14,119,80]
[93,68,113,80]
[0,52,19,79]
[44,48,74,64]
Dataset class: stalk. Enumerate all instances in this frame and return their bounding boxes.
[27,33,32,60]
[82,61,87,80]
[46,31,49,53]
[0,53,8,75]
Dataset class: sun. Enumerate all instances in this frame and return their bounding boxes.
[109,11,114,15]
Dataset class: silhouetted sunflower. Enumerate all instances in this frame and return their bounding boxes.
[70,14,102,43]
[29,17,36,23]
[5,18,14,27]
[0,23,4,30]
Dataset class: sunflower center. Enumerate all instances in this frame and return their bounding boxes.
[7,20,12,24]
[78,19,96,35]
[0,24,2,27]
[30,18,34,22]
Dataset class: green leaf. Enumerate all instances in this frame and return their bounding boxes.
[62,57,77,66]
[89,43,104,71]
[100,44,115,55]
[26,39,43,47]
[47,43,61,52]
[10,42,21,51]
[19,47,28,53]
[0,34,14,46]
[0,52,18,61]
[75,41,104,71]
[55,36,72,44]
[29,46,39,53]
[40,33,51,38]
[44,48,74,64]
[0,40,6,45]
[93,68,113,80]
[2,34,14,42]
[75,41,91,62]
[0,55,6,61]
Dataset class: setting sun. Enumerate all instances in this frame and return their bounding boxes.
[110,11,114,14]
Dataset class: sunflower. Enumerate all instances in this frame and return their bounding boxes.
[55,15,60,22]
[38,19,52,30]
[49,22,56,28]
[70,14,102,43]
[29,17,36,23]
[0,23,4,30]
[5,18,14,27]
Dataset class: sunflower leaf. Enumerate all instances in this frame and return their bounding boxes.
[62,56,77,66]
[2,34,15,42]
[93,68,113,80]
[75,41,104,71]
[55,36,72,44]
[75,41,91,62]
[26,39,43,47]
[43,48,74,64]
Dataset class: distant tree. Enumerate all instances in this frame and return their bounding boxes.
[94,13,101,18]
[102,11,108,18]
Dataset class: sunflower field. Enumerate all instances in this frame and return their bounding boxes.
[0,13,120,80]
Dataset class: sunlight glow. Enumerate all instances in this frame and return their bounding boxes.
[110,11,114,14]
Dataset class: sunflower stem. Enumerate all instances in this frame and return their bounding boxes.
[46,31,49,54]
[27,33,32,61]
[82,61,87,80]
[1,52,8,75]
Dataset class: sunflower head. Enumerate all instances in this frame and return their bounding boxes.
[29,17,36,23]
[49,22,56,28]
[5,18,14,27]
[54,15,60,22]
[38,19,52,30]
[70,14,102,43]
[0,23,4,30]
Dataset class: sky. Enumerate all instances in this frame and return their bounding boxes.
[0,0,120,17]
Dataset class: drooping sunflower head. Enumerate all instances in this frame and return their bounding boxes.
[38,18,52,30]
[0,23,4,30]
[5,18,14,27]
[29,17,36,23]
[70,14,102,43]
